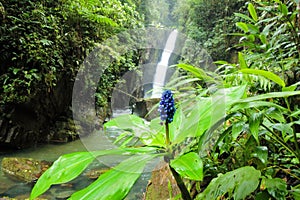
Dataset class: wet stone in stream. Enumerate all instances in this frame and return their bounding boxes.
[1,157,52,182]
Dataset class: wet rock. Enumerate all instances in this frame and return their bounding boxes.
[49,118,82,143]
[84,168,110,180]
[13,194,50,200]
[133,98,160,121]
[0,183,31,199]
[0,179,14,194]
[54,190,75,199]
[144,161,181,200]
[1,157,52,182]
[0,197,15,200]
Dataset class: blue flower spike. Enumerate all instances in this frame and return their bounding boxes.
[158,90,176,124]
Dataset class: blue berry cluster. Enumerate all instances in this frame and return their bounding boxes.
[158,90,176,123]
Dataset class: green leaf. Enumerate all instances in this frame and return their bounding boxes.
[238,52,248,69]
[237,91,300,103]
[196,166,261,200]
[291,184,300,200]
[231,101,288,112]
[234,12,256,23]
[176,63,215,82]
[236,22,249,33]
[232,121,244,140]
[248,3,258,22]
[251,146,268,165]
[69,154,158,200]
[169,107,184,142]
[255,191,272,200]
[170,152,203,181]
[30,152,96,199]
[174,85,247,144]
[279,3,288,16]
[13,68,21,75]
[264,177,288,200]
[282,81,300,92]
[265,107,286,123]
[249,112,263,144]
[290,109,300,117]
[239,69,285,87]
[104,114,165,146]
[214,60,229,65]
[259,34,267,45]
[30,148,157,199]
[104,114,146,133]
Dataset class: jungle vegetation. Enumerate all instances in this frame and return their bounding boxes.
[0,0,299,199]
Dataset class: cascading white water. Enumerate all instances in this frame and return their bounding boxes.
[151,30,178,98]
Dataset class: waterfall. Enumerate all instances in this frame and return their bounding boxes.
[151,30,178,98]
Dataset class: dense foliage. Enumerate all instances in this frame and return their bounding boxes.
[0,0,142,108]
[174,0,247,62]
[0,0,298,199]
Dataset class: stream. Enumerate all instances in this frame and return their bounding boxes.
[0,110,156,199]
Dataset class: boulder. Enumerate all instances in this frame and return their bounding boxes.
[1,157,52,182]
[83,168,110,180]
[133,98,160,121]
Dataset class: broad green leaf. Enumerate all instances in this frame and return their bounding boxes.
[196,166,261,200]
[30,149,127,200]
[30,152,96,199]
[231,101,288,112]
[249,112,263,144]
[273,123,293,135]
[273,123,293,142]
[145,117,166,147]
[170,152,203,181]
[237,91,300,103]
[69,154,158,200]
[238,52,247,69]
[169,107,184,142]
[104,114,147,133]
[247,24,260,34]
[265,107,286,123]
[248,3,258,22]
[30,147,159,199]
[279,3,288,16]
[282,81,300,92]
[251,146,268,165]
[236,22,249,33]
[264,177,288,200]
[240,69,285,87]
[232,121,244,140]
[104,114,165,146]
[174,85,247,144]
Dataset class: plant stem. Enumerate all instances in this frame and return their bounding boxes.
[165,122,191,200]
[165,122,170,146]
[169,164,192,200]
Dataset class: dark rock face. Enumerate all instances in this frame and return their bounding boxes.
[0,71,113,149]
[0,74,76,149]
[133,98,160,121]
